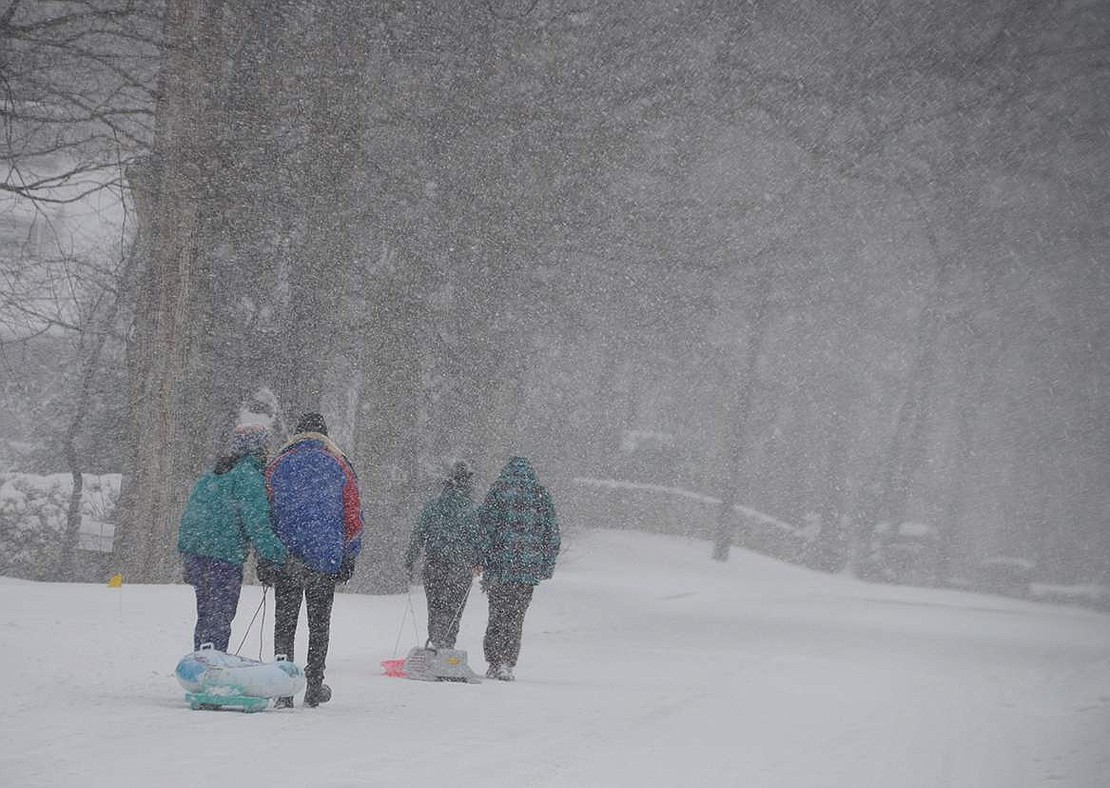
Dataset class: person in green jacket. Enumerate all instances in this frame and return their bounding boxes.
[478,456,560,681]
[177,425,287,652]
[405,460,480,650]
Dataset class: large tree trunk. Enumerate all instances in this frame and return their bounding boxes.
[277,0,368,418]
[355,262,424,594]
[713,264,774,561]
[846,194,955,576]
[935,328,998,584]
[179,0,301,468]
[809,388,851,572]
[115,0,222,583]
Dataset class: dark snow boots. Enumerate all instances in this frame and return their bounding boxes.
[274,681,331,709]
[304,682,332,707]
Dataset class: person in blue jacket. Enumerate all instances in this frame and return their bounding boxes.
[177,425,286,652]
[405,460,480,650]
[261,412,363,708]
[478,456,560,681]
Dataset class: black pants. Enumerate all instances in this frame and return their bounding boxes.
[273,563,336,688]
[423,561,473,649]
[483,581,534,668]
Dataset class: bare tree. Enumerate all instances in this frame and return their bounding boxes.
[1,0,161,204]
[0,2,161,579]
[55,238,138,579]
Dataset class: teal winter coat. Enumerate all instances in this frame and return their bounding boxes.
[406,483,480,570]
[177,455,287,567]
[478,457,560,585]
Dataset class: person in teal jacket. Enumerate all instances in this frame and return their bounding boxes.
[405,460,480,650]
[478,456,560,681]
[177,425,286,652]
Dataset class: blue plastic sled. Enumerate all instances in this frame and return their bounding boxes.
[175,644,305,712]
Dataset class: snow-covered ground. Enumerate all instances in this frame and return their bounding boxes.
[2,528,1108,787]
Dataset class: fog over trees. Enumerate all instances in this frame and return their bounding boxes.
[1,0,1107,594]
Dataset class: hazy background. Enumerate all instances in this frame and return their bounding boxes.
[1,0,1107,593]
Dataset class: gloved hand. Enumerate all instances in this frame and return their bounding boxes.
[337,556,356,583]
[256,558,282,587]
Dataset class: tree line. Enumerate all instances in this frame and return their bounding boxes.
[2,0,1107,590]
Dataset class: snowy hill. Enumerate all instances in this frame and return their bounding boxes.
[2,528,1108,787]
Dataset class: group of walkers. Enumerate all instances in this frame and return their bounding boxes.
[405,455,560,681]
[176,411,560,708]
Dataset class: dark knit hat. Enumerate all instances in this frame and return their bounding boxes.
[294,412,328,436]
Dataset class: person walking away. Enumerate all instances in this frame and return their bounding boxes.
[262,412,363,708]
[405,460,481,650]
[177,425,287,652]
[478,456,560,681]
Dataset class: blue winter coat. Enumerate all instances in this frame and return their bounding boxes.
[478,457,560,585]
[265,433,363,575]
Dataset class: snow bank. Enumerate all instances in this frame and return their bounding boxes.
[0,472,120,579]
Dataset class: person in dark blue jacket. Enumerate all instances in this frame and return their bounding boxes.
[405,460,480,650]
[478,456,560,681]
[262,412,363,708]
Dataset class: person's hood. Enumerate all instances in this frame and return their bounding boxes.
[497,456,537,485]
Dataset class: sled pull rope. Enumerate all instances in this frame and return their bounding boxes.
[233,586,268,659]
[393,586,421,658]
